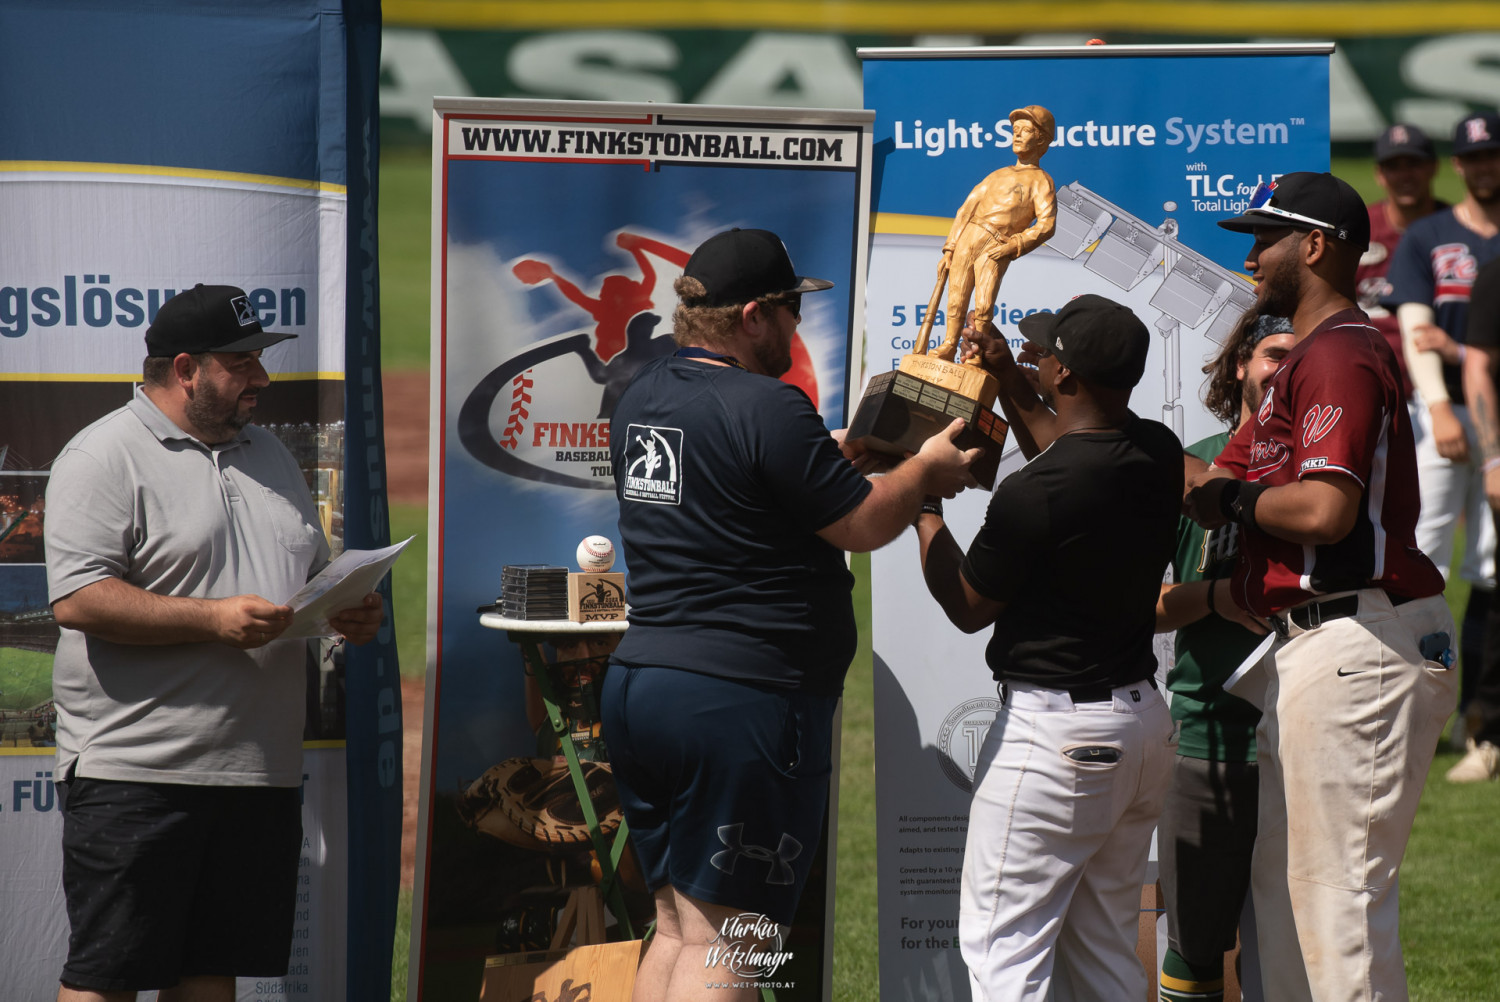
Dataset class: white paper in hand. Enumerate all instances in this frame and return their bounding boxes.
[283,536,414,639]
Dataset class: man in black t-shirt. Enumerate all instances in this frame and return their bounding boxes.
[603,228,979,1002]
[916,295,1183,1001]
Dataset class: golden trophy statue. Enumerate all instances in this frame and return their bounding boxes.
[848,105,1058,488]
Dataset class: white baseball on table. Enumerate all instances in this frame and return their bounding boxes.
[576,535,615,572]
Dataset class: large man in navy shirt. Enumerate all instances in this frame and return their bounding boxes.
[604,228,978,1002]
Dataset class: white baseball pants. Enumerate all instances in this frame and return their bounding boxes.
[959,679,1175,1002]
[1252,591,1456,1002]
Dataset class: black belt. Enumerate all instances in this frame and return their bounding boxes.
[1279,592,1413,634]
[1070,676,1157,704]
[1002,676,1156,705]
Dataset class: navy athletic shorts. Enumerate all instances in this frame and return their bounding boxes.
[601,664,837,924]
[58,777,303,992]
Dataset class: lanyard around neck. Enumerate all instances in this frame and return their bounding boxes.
[675,346,747,370]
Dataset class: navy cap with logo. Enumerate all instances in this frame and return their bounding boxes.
[1454,111,1500,158]
[145,284,298,357]
[1374,123,1435,164]
[1216,172,1371,251]
[1017,294,1150,390]
[681,228,834,307]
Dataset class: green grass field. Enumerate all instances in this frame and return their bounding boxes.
[390,503,428,683]
[379,149,1500,1000]
[0,648,56,713]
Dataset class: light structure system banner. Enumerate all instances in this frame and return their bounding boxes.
[0,3,392,1001]
[859,44,1330,1002]
[418,97,874,1001]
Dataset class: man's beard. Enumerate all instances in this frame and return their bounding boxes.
[751,337,792,379]
[187,378,252,442]
[1257,251,1304,320]
[1243,378,1266,418]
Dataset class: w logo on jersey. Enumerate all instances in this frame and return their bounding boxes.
[1302,404,1342,447]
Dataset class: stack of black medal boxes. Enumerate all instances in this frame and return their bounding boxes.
[499,565,570,621]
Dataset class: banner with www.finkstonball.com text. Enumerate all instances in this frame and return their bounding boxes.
[417,97,874,1001]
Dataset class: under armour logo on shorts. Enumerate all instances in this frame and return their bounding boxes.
[711,823,802,885]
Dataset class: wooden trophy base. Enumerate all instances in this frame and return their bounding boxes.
[896,354,998,407]
[848,356,1010,490]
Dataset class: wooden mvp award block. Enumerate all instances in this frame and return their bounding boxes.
[848,357,1009,490]
[568,572,626,623]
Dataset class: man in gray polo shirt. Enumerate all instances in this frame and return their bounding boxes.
[44,284,383,1002]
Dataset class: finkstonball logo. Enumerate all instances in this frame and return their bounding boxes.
[705,912,794,982]
[457,229,824,492]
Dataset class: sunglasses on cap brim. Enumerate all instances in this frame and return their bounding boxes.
[1245,181,1338,233]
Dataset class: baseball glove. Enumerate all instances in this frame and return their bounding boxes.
[457,756,623,851]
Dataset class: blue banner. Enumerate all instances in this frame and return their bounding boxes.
[338,4,402,1002]
[861,44,1330,1002]
[0,2,394,999]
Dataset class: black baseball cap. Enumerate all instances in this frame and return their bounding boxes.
[1217,172,1371,251]
[681,228,834,307]
[1374,123,1435,164]
[1454,111,1500,157]
[145,284,297,357]
[1018,294,1150,390]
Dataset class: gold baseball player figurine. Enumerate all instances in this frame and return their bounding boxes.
[847,108,1054,486]
[914,105,1059,380]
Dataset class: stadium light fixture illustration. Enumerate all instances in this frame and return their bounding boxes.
[1048,181,1256,435]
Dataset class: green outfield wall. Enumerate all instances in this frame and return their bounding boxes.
[377,4,1499,155]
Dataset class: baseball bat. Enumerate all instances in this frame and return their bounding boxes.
[913,266,949,358]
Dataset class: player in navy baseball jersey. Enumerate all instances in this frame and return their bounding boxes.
[1187,172,1452,1002]
[1384,112,1500,769]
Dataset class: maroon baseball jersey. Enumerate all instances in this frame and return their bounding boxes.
[1215,309,1444,616]
[1357,199,1421,398]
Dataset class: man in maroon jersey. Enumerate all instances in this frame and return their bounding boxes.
[1357,123,1445,399]
[1185,172,1454,1002]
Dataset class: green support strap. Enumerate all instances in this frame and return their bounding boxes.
[514,634,636,941]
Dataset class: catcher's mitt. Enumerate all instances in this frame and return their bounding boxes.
[457,756,622,851]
